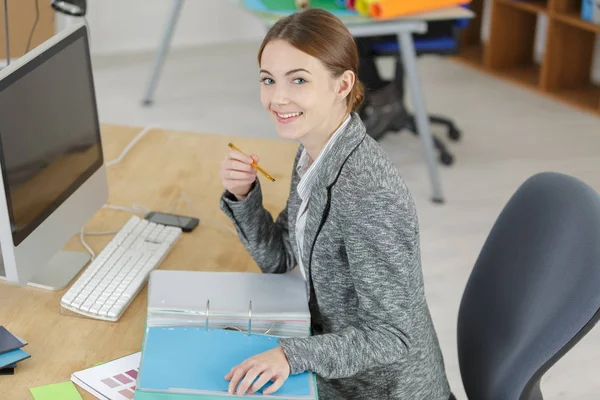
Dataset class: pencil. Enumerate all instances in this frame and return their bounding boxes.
[228,142,276,182]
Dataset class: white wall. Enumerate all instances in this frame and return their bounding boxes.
[57,0,267,56]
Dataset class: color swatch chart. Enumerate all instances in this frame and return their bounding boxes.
[71,352,141,400]
[100,368,137,399]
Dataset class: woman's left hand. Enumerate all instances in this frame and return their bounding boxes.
[225,347,290,396]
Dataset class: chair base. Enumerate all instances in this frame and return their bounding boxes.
[389,109,461,166]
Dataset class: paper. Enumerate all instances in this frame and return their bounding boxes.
[71,352,140,400]
[139,327,314,397]
[30,382,83,400]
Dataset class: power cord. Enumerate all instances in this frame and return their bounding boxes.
[25,0,39,54]
[3,0,9,66]
[105,125,153,167]
[80,125,237,260]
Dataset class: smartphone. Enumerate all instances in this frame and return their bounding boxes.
[145,211,199,232]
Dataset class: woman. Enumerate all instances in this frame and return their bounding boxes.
[219,8,451,400]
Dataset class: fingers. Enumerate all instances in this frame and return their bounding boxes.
[227,158,254,173]
[263,376,285,395]
[229,150,254,165]
[248,371,274,395]
[227,363,249,395]
[235,365,269,396]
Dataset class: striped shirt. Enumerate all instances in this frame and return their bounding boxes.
[295,115,351,280]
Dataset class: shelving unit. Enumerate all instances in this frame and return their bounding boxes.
[455,0,600,116]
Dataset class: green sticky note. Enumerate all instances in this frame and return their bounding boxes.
[29,382,82,400]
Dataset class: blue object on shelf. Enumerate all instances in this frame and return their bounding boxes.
[243,0,357,16]
[372,36,457,53]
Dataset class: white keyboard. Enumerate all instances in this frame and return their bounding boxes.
[61,215,182,322]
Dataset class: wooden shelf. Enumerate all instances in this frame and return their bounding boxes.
[552,11,600,34]
[499,64,541,88]
[455,44,485,67]
[550,84,600,112]
[496,0,547,14]
[455,0,600,117]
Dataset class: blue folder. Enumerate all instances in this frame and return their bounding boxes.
[137,327,315,398]
[0,348,30,368]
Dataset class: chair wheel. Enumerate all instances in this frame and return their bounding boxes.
[439,152,454,166]
[449,127,461,141]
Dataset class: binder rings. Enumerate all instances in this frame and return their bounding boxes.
[135,270,317,399]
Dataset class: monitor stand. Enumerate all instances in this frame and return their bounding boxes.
[0,250,90,291]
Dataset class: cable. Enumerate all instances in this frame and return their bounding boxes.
[102,125,237,237]
[25,0,39,54]
[79,203,150,259]
[3,0,10,66]
[80,227,95,261]
[105,125,153,167]
[102,203,150,215]
[82,229,119,236]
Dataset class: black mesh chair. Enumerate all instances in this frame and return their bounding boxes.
[456,172,600,399]
[361,19,466,166]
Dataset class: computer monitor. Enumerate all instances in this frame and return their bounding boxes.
[0,23,108,290]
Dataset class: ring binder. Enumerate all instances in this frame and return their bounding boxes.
[248,300,252,336]
[140,270,316,398]
[205,300,210,331]
[204,299,286,335]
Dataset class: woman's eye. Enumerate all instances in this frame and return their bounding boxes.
[261,77,274,85]
[293,78,306,84]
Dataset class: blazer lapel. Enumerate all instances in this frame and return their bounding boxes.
[300,113,367,282]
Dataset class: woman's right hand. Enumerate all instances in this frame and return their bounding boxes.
[220,150,259,201]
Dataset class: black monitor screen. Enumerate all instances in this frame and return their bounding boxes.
[0,27,103,246]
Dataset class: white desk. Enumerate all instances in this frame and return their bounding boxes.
[140,1,473,202]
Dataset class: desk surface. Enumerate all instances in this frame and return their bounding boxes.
[0,125,299,399]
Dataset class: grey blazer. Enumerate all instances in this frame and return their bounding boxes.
[220,113,451,399]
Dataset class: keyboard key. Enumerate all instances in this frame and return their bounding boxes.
[60,215,182,322]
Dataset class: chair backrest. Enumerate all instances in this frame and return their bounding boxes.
[457,172,600,400]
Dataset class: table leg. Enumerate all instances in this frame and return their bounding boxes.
[141,0,185,106]
[397,31,445,203]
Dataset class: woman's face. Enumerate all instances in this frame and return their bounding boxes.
[259,40,351,141]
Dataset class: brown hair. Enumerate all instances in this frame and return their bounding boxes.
[257,8,364,113]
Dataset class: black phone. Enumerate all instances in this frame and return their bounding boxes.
[145,211,199,232]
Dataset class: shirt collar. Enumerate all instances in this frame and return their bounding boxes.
[296,114,351,201]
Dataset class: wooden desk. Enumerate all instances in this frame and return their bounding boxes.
[0,125,299,399]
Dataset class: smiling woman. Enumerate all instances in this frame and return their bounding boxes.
[256,9,364,155]
[219,8,452,400]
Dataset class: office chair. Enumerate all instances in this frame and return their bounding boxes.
[456,172,600,399]
[362,19,468,166]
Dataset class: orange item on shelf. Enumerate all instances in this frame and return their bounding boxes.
[370,0,470,20]
[355,0,377,15]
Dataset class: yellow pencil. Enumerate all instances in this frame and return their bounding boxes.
[228,142,276,182]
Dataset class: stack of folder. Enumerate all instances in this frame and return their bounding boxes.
[0,326,30,375]
[135,270,317,399]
